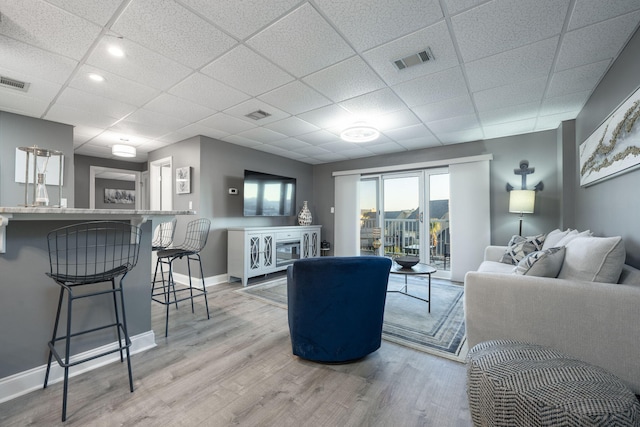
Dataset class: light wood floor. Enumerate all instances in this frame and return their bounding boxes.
[0,279,472,426]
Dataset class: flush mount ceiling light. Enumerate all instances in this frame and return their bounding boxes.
[340,124,380,143]
[112,144,136,158]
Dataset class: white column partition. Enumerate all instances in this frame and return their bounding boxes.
[334,174,361,256]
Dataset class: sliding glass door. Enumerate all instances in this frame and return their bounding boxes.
[360,168,450,277]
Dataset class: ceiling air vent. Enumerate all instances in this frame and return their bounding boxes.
[245,109,271,120]
[393,47,435,71]
[0,75,30,92]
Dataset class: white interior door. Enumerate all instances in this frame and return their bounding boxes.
[150,157,172,211]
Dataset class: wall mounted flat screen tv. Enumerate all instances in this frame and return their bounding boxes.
[243,170,296,216]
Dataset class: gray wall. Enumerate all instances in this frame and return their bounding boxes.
[95,178,136,209]
[148,136,314,278]
[0,111,74,207]
[74,154,146,209]
[313,129,561,253]
[574,27,640,267]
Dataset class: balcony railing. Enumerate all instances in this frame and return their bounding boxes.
[361,217,450,270]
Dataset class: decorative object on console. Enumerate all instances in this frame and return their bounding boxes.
[17,145,64,207]
[506,160,543,236]
[176,166,191,194]
[580,84,640,187]
[297,200,312,225]
[372,227,382,254]
[394,255,420,268]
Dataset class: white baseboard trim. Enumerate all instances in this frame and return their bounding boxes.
[0,330,156,405]
[171,272,228,289]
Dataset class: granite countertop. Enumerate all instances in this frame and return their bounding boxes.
[0,207,194,215]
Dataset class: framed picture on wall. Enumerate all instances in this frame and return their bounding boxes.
[104,188,135,204]
[176,167,191,194]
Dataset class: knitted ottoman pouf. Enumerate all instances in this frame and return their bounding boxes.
[466,340,640,427]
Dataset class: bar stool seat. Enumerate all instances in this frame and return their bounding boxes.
[152,218,211,337]
[43,221,141,422]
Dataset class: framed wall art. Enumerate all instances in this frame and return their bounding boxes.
[104,188,135,204]
[176,166,191,194]
[579,85,640,187]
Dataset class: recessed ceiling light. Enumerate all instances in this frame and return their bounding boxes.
[108,46,125,57]
[112,144,136,158]
[340,124,380,143]
[88,73,105,82]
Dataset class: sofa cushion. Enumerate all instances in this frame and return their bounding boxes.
[557,236,625,283]
[514,246,565,277]
[555,229,593,247]
[477,260,517,274]
[541,229,571,250]
[500,234,545,265]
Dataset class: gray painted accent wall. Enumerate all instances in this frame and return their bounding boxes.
[313,129,561,253]
[0,112,74,208]
[147,136,314,278]
[575,27,640,268]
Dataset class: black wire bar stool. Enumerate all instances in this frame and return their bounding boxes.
[151,218,178,308]
[151,218,211,337]
[43,221,141,422]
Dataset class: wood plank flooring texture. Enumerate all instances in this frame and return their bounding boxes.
[0,281,472,427]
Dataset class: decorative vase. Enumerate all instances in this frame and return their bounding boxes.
[298,201,312,226]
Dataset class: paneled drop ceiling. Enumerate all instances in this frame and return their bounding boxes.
[1,0,639,164]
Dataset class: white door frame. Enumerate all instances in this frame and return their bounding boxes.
[89,166,142,209]
[150,156,172,211]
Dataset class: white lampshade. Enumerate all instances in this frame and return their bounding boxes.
[112,144,136,158]
[509,190,535,213]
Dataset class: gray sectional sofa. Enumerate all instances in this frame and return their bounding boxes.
[464,229,640,393]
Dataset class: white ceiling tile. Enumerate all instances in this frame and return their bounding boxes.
[222,135,263,148]
[568,0,640,30]
[264,117,319,137]
[541,91,591,116]
[296,130,341,145]
[339,88,406,119]
[169,73,250,111]
[73,125,104,143]
[246,3,354,77]
[303,56,386,102]
[452,0,570,62]
[199,113,257,134]
[178,0,300,39]
[154,131,197,144]
[412,95,475,123]
[0,0,102,60]
[293,145,332,157]
[0,35,78,84]
[392,67,468,106]
[474,77,547,112]
[45,0,123,25]
[427,114,480,134]
[365,142,408,155]
[384,124,436,142]
[479,102,540,127]
[315,0,443,51]
[137,139,175,152]
[86,37,192,91]
[269,138,312,151]
[0,90,49,117]
[317,140,363,152]
[375,109,422,131]
[55,87,137,121]
[436,127,484,144]
[174,123,230,140]
[338,147,377,159]
[89,130,152,148]
[144,94,216,123]
[297,104,357,129]
[466,37,559,92]
[236,127,287,143]
[362,21,459,86]
[110,109,189,139]
[201,45,294,96]
[312,152,350,163]
[482,119,537,139]
[223,99,290,125]
[0,65,61,102]
[258,81,331,115]
[555,11,640,71]
[535,110,580,131]
[250,144,293,157]
[397,136,442,150]
[546,60,611,98]
[111,0,237,69]
[444,0,488,15]
[69,65,160,107]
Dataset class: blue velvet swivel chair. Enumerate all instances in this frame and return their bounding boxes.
[287,256,392,363]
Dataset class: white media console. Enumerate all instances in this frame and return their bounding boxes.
[227,225,322,286]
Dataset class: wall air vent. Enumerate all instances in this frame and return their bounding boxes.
[0,75,30,92]
[245,110,271,120]
[392,47,435,71]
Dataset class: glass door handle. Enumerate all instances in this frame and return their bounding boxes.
[419,212,423,223]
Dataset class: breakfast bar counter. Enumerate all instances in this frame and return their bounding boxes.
[0,208,193,401]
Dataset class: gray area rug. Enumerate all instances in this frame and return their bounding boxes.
[235,274,468,362]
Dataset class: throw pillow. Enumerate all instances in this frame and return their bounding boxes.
[514,246,566,277]
[541,229,571,250]
[554,229,593,247]
[500,234,546,265]
[557,236,625,283]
